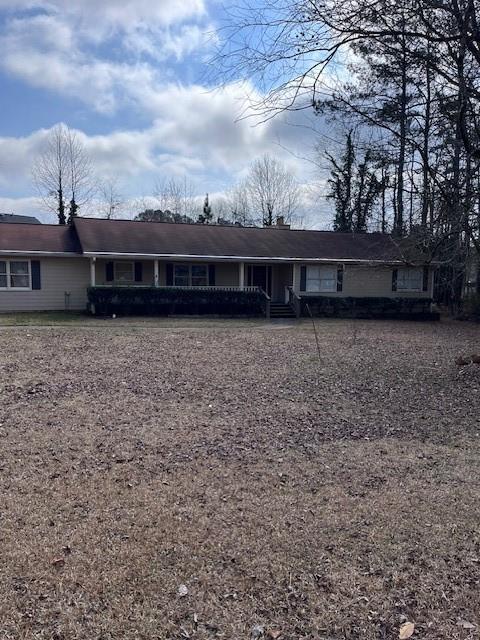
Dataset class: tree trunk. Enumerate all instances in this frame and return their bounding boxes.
[394,24,407,236]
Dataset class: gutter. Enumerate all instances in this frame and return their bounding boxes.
[0,250,83,257]
[82,251,411,265]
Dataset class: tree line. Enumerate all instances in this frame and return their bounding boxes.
[214,0,480,305]
[31,125,301,228]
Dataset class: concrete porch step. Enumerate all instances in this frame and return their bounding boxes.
[270,303,297,318]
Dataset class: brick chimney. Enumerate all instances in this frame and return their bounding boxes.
[276,216,290,229]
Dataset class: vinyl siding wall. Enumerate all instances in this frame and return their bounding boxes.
[95,259,239,287]
[0,256,90,312]
[298,264,433,298]
[94,259,158,286]
[0,257,434,313]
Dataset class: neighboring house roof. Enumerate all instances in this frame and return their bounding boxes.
[73,217,404,263]
[0,213,41,224]
[0,223,81,254]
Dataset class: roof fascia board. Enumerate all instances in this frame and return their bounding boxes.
[0,250,83,257]
[83,251,405,264]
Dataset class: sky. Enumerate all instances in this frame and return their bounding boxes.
[0,0,334,225]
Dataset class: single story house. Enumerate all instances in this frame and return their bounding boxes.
[0,216,436,318]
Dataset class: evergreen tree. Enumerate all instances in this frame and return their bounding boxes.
[327,132,384,232]
[198,193,213,224]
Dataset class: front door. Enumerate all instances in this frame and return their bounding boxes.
[247,265,272,297]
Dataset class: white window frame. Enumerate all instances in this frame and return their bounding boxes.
[396,267,423,292]
[174,263,209,287]
[114,261,134,283]
[0,259,32,291]
[306,265,337,292]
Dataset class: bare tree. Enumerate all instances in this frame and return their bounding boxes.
[32,124,69,225]
[66,128,95,223]
[152,176,198,222]
[226,179,253,225]
[32,124,94,225]
[99,176,124,219]
[246,154,300,226]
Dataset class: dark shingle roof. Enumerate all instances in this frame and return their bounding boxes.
[0,217,416,262]
[0,223,80,253]
[0,213,41,224]
[73,217,402,262]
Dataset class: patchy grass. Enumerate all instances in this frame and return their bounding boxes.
[0,320,479,639]
[0,311,273,328]
[0,311,90,325]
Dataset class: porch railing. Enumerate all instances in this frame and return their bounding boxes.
[94,284,260,292]
[286,286,301,318]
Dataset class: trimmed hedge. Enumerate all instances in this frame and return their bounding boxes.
[300,296,439,320]
[87,286,268,317]
[460,293,480,321]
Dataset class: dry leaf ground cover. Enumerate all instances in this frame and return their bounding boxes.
[0,318,480,640]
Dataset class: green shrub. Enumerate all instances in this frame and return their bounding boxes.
[300,296,438,320]
[462,294,480,320]
[87,286,267,317]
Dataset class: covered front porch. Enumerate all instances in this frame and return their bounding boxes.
[88,258,300,301]
[87,257,302,318]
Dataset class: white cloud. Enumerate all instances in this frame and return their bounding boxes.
[0,12,167,113]
[0,196,54,222]
[123,23,212,62]
[0,84,320,189]
[0,0,206,31]
[0,1,334,228]
[0,2,216,114]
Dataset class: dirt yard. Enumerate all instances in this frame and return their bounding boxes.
[0,319,479,639]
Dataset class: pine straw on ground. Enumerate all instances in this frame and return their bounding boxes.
[0,319,479,640]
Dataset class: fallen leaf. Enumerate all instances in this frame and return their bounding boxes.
[51,558,65,568]
[399,622,415,639]
[267,630,282,639]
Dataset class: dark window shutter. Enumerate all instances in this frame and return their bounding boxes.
[134,261,143,283]
[300,265,307,292]
[106,261,114,282]
[208,264,216,286]
[31,260,41,290]
[166,263,173,286]
[392,268,398,292]
[337,266,344,292]
[422,266,429,292]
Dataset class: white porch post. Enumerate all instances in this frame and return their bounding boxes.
[293,263,300,293]
[239,262,245,290]
[89,257,96,315]
[154,259,159,287]
[90,257,96,287]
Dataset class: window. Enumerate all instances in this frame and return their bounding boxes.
[0,260,30,289]
[306,266,337,292]
[114,261,134,283]
[396,267,422,291]
[0,262,6,288]
[174,264,189,287]
[191,265,208,287]
[174,264,208,287]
